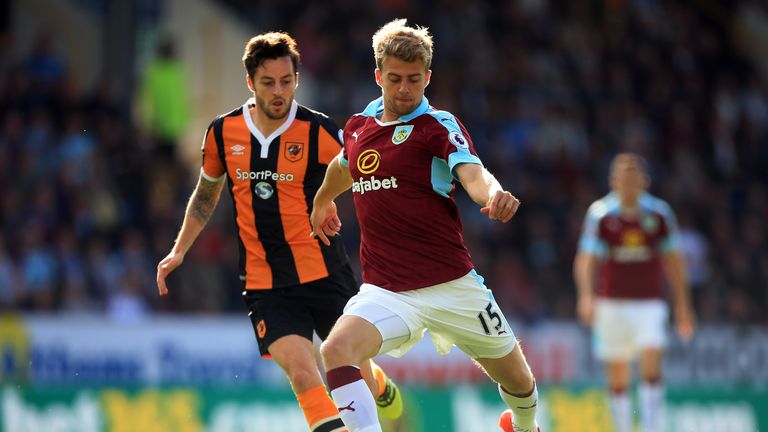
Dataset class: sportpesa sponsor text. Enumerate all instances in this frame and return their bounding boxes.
[235,168,294,182]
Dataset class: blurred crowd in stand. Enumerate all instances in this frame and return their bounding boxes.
[1,1,767,325]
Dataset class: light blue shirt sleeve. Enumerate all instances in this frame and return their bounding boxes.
[337,129,349,167]
[447,152,482,175]
[655,199,681,253]
[427,109,483,179]
[578,202,608,257]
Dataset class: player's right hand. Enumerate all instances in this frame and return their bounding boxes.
[156,252,184,296]
[480,190,521,223]
[675,303,696,342]
[310,200,340,246]
[576,295,594,327]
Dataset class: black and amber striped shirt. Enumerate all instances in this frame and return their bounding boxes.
[201,98,349,289]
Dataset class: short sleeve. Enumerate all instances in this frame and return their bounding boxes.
[317,119,343,165]
[339,129,349,167]
[340,116,362,168]
[426,111,482,177]
[201,120,226,182]
[656,201,681,253]
[578,202,609,257]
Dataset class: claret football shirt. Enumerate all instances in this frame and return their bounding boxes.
[577,192,680,299]
[341,96,482,292]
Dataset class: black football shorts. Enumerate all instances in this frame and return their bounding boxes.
[242,264,358,357]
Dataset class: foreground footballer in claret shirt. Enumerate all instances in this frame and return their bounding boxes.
[341,94,479,292]
[310,19,542,432]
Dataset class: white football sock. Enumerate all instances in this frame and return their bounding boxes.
[610,390,633,432]
[639,381,664,432]
[330,378,381,432]
[499,383,539,431]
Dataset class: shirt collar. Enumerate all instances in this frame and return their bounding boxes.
[608,191,651,210]
[361,96,430,123]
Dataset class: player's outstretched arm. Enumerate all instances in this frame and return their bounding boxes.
[157,174,225,296]
[455,163,520,223]
[663,250,696,341]
[573,251,598,327]
[311,154,353,246]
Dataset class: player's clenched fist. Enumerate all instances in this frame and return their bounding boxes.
[310,200,340,246]
[481,190,520,223]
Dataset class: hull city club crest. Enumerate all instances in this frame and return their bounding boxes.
[285,142,304,162]
[391,125,414,145]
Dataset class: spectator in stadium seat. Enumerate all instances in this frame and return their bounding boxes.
[310,19,541,432]
[574,153,696,432]
[18,222,57,311]
[0,233,19,309]
[155,32,402,432]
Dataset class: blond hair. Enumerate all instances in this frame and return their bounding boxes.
[372,18,433,70]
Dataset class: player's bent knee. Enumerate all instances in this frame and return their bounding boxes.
[286,366,319,391]
[320,338,362,368]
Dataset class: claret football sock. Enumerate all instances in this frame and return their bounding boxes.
[327,365,381,432]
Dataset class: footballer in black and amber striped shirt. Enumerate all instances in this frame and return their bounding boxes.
[156,32,401,432]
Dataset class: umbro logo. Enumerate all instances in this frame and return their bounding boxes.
[231,145,245,155]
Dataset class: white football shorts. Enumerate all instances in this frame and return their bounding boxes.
[343,270,518,359]
[593,297,669,361]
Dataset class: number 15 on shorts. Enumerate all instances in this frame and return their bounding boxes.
[478,302,508,336]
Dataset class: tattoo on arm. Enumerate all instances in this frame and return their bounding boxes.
[188,178,223,225]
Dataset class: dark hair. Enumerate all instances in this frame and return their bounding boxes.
[610,152,649,175]
[242,32,300,79]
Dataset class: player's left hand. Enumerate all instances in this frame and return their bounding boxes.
[674,303,696,342]
[310,200,341,246]
[320,214,342,238]
[480,190,520,223]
